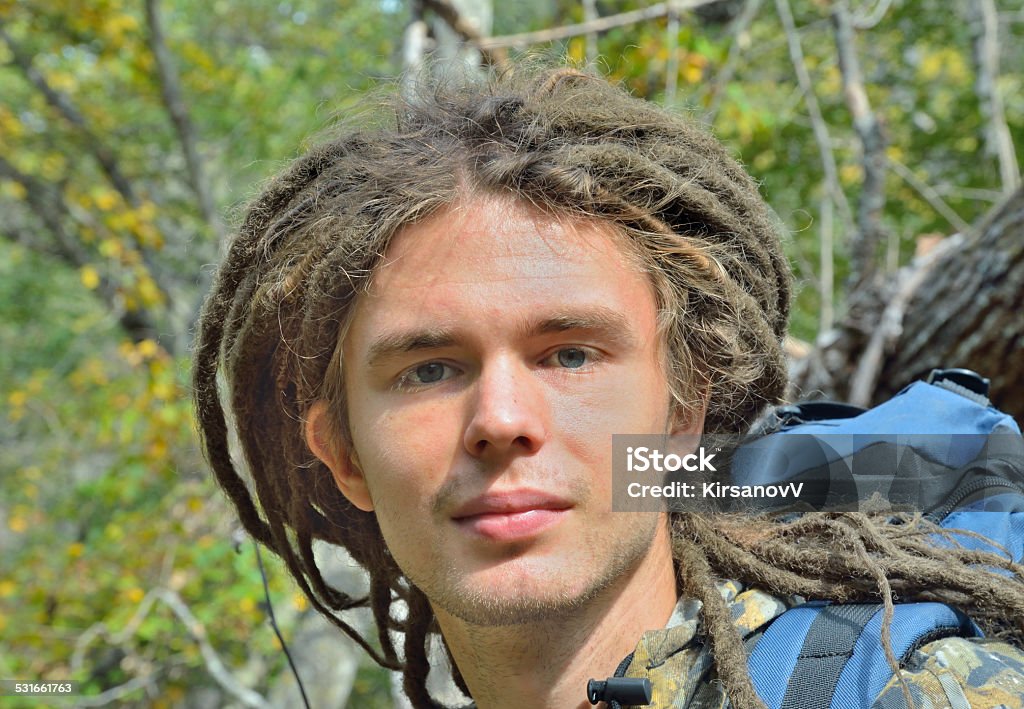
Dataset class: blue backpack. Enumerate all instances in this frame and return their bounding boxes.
[735,368,1024,708]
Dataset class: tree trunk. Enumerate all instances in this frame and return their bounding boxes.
[791,186,1024,423]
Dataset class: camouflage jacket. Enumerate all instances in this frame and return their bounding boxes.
[620,581,1024,708]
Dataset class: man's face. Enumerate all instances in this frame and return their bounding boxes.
[333,196,692,625]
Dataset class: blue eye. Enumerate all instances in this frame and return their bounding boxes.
[396,361,457,389]
[414,362,447,383]
[556,348,587,369]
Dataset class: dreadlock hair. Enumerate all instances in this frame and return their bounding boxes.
[192,65,1024,709]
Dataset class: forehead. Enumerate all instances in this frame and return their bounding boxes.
[340,195,662,358]
[367,195,643,295]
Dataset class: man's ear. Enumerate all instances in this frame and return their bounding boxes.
[670,390,708,436]
[667,396,708,461]
[304,400,374,512]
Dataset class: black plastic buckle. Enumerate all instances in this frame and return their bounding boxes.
[926,368,990,397]
[587,677,652,706]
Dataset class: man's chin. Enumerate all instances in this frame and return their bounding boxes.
[432,582,596,627]
[424,561,616,627]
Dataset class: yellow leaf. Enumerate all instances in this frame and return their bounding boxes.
[839,163,863,186]
[2,180,27,200]
[919,53,941,81]
[8,515,27,533]
[41,154,66,180]
[885,146,905,162]
[8,390,26,408]
[68,542,85,559]
[686,52,708,69]
[125,587,145,604]
[151,382,174,402]
[567,37,585,64]
[292,593,309,612]
[0,580,15,597]
[136,276,163,307]
[146,438,168,460]
[137,201,157,220]
[94,191,118,211]
[48,71,76,92]
[0,106,23,138]
[25,375,45,394]
[137,339,159,358]
[239,597,257,614]
[80,265,101,290]
[107,14,140,37]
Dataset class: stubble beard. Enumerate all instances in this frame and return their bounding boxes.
[411,512,663,627]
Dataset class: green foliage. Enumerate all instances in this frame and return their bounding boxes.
[0,241,292,701]
[0,0,402,703]
[529,0,1022,340]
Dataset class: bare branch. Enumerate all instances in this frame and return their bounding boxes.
[73,675,158,707]
[403,1,431,74]
[848,235,963,406]
[478,0,723,50]
[420,0,508,69]
[774,0,855,236]
[820,193,835,332]
[966,0,1020,193]
[665,2,681,104]
[143,0,225,243]
[0,24,137,205]
[71,589,271,709]
[154,589,271,709]
[403,19,431,73]
[704,0,764,122]
[582,0,599,66]
[833,0,888,289]
[887,158,971,234]
[851,0,894,30]
[931,185,1004,204]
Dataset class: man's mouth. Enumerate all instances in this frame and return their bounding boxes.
[451,490,573,541]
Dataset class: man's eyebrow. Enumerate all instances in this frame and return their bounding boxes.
[364,307,639,367]
[526,309,637,346]
[365,329,458,367]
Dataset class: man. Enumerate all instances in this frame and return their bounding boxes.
[193,67,1024,708]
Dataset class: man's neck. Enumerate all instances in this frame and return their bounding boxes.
[433,523,679,709]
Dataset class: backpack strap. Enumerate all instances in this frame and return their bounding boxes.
[747,602,980,709]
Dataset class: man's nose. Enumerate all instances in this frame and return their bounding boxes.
[463,357,547,459]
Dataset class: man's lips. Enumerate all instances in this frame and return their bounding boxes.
[451,490,573,541]
[451,489,574,518]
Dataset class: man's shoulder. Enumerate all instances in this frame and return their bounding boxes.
[628,583,794,707]
[873,636,1024,708]
[634,587,1024,708]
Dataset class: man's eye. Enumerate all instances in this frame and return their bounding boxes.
[545,347,593,369]
[397,362,456,388]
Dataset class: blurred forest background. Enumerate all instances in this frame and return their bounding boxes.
[1,0,1022,706]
